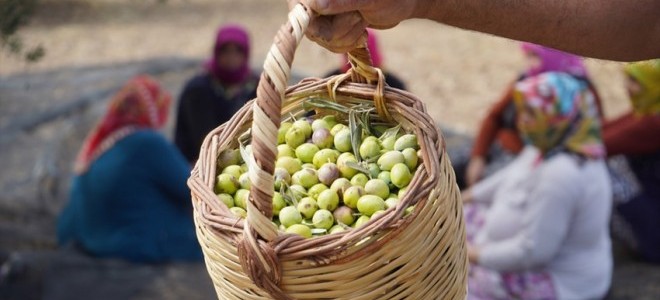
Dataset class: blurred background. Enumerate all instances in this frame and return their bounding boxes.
[0,0,656,299]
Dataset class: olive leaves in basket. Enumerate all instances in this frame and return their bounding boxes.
[214,98,421,238]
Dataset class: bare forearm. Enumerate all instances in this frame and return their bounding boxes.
[417,0,660,61]
[302,0,659,60]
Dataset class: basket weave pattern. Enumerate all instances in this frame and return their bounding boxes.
[188,5,468,299]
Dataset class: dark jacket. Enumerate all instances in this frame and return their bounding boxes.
[174,73,257,163]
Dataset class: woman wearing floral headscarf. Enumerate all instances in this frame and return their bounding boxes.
[174,24,258,164]
[604,60,660,263]
[57,76,202,263]
[462,72,612,299]
[458,43,604,188]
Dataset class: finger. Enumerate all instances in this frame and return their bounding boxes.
[309,34,359,54]
[320,11,364,42]
[306,15,333,44]
[333,19,368,51]
[307,12,366,53]
[309,33,361,54]
[305,0,372,15]
[368,23,399,30]
[318,12,356,42]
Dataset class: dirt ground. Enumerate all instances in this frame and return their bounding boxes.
[1,0,631,133]
[1,1,658,299]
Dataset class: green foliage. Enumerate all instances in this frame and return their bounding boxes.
[1,0,45,62]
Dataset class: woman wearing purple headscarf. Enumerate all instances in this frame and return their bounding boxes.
[456,43,604,188]
[175,24,258,163]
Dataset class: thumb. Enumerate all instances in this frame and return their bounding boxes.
[305,0,371,15]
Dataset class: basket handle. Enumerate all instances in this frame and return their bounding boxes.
[237,5,382,297]
[246,4,382,240]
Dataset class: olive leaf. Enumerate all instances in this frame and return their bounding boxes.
[348,109,363,161]
[378,125,401,141]
[238,141,252,170]
[280,182,303,207]
[357,106,375,137]
[344,160,370,174]
[302,97,351,114]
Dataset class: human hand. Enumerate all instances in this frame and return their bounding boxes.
[465,156,486,187]
[287,0,432,53]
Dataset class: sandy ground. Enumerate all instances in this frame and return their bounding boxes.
[1,0,632,133]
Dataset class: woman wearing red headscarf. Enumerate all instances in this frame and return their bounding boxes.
[175,24,259,164]
[457,43,603,188]
[57,76,202,263]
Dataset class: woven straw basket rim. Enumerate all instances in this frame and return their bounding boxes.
[188,4,467,299]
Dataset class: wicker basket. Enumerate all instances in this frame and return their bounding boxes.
[188,4,467,299]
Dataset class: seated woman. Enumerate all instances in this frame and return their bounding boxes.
[604,60,660,263]
[457,43,603,188]
[57,76,202,263]
[462,72,612,299]
[175,24,259,164]
[324,29,407,90]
